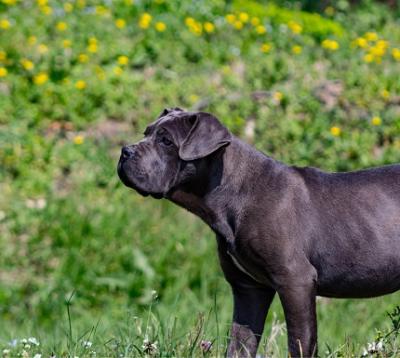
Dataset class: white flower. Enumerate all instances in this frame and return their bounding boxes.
[142,338,158,356]
[82,340,92,348]
[21,339,28,344]
[33,354,42,358]
[28,337,40,346]
[2,349,10,355]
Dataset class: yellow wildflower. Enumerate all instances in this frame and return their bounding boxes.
[34,72,48,85]
[75,80,86,90]
[363,53,374,63]
[273,91,283,101]
[381,90,390,100]
[369,46,385,57]
[225,14,236,24]
[371,116,382,126]
[2,0,17,5]
[78,53,89,63]
[41,6,52,15]
[139,13,152,29]
[113,66,123,76]
[365,32,378,41]
[0,19,11,30]
[73,135,84,145]
[233,21,243,30]
[322,39,339,51]
[288,21,302,34]
[292,45,302,55]
[260,43,272,53]
[185,17,195,27]
[0,67,7,77]
[330,126,341,136]
[95,5,109,16]
[376,40,388,49]
[239,12,249,23]
[392,48,400,61]
[0,51,6,61]
[256,25,266,34]
[36,0,47,6]
[37,44,48,54]
[56,21,68,31]
[28,36,37,45]
[87,43,97,53]
[21,59,34,70]
[117,55,128,66]
[62,39,72,48]
[354,37,367,48]
[155,21,166,32]
[250,17,260,26]
[189,94,199,103]
[64,2,73,12]
[204,22,214,33]
[115,18,126,29]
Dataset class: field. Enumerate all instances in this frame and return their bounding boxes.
[1,0,400,356]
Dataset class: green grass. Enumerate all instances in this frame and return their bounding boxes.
[1,0,400,356]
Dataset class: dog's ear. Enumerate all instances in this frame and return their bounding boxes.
[158,107,184,118]
[179,112,231,161]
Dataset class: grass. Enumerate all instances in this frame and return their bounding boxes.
[1,0,400,356]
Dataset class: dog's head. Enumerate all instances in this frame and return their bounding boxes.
[117,108,232,198]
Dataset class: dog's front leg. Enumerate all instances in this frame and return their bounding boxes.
[227,284,275,358]
[278,279,317,357]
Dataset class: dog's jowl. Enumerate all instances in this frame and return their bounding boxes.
[118,108,400,357]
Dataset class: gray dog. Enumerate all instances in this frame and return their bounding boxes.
[117,108,400,357]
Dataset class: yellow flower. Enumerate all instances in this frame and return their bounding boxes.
[273,91,283,101]
[139,13,152,29]
[117,55,128,65]
[34,72,49,85]
[56,21,68,31]
[0,67,7,77]
[188,22,202,35]
[2,0,17,5]
[113,66,123,76]
[155,21,166,32]
[62,39,72,48]
[73,135,84,145]
[40,5,52,15]
[95,5,109,16]
[0,19,11,30]
[64,2,73,12]
[371,116,382,126]
[322,39,339,51]
[292,45,302,55]
[260,43,272,53]
[0,51,6,61]
[78,53,89,63]
[115,18,126,29]
[21,59,34,70]
[392,48,400,61]
[376,40,388,49]
[37,44,48,54]
[28,36,37,45]
[87,43,97,53]
[255,25,266,34]
[77,0,85,8]
[381,89,390,100]
[330,126,341,136]
[75,80,86,90]
[233,21,243,30]
[365,32,378,41]
[225,14,236,24]
[239,12,249,23]
[363,53,374,63]
[188,94,199,103]
[288,21,302,34]
[36,0,47,6]
[204,22,214,33]
[369,46,385,57]
[250,17,260,26]
[354,37,367,48]
[325,6,335,16]
[185,17,195,26]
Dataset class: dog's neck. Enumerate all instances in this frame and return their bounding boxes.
[168,137,285,242]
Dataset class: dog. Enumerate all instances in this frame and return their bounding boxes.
[117,108,400,357]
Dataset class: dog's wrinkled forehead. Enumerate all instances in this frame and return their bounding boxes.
[144,108,194,143]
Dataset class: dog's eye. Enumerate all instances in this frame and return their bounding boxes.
[161,136,172,146]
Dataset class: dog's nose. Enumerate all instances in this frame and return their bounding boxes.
[121,146,135,160]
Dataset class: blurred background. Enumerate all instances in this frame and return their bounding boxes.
[0,0,400,356]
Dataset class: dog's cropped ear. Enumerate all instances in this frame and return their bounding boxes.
[158,107,184,118]
[179,112,231,161]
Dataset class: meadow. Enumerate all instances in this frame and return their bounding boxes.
[0,0,400,356]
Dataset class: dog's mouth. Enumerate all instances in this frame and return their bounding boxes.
[117,158,163,199]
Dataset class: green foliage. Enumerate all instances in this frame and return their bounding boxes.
[1,0,400,356]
